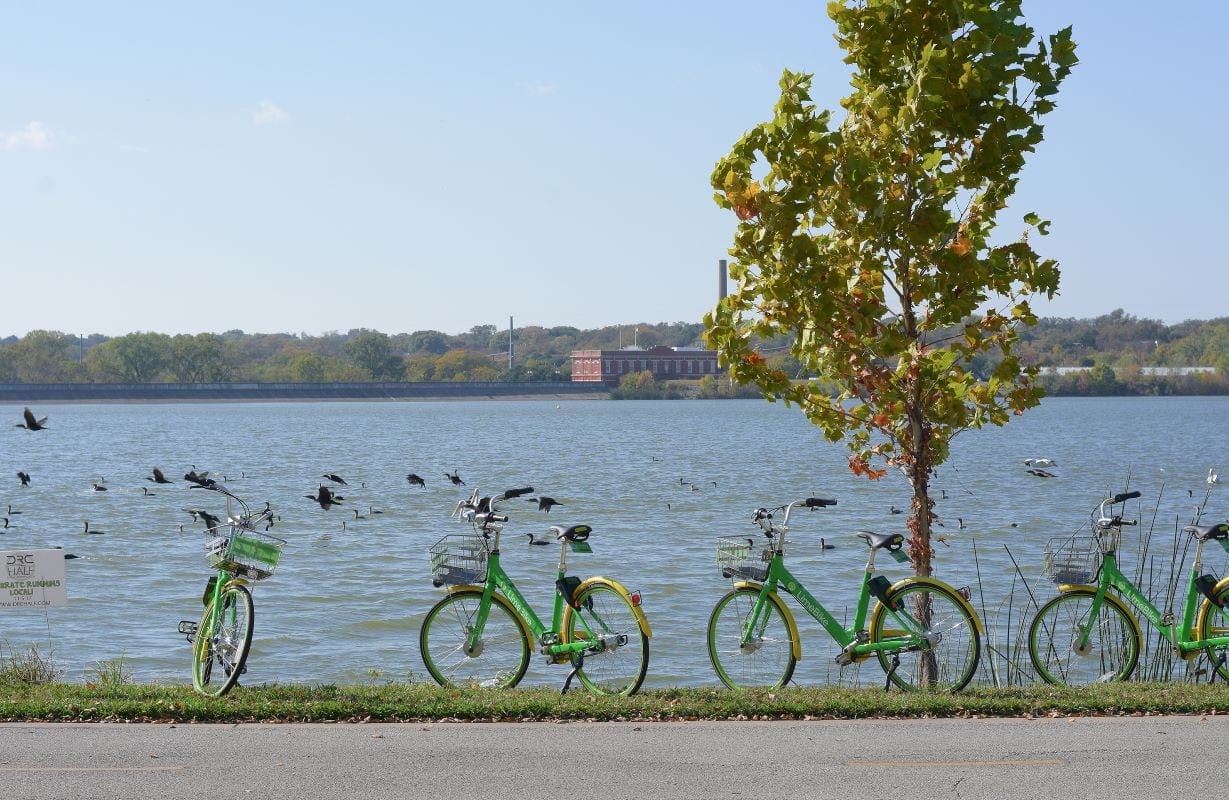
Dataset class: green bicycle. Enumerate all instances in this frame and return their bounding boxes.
[1029,490,1229,685]
[707,497,982,691]
[177,485,283,697]
[420,487,651,695]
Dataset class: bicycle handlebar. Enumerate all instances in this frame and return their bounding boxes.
[805,497,837,508]
[1110,490,1141,505]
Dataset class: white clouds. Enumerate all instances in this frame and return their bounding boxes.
[253,101,290,126]
[2,121,54,151]
[517,82,558,96]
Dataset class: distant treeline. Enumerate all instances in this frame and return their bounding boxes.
[1,311,1226,396]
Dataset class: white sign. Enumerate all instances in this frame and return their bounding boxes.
[0,550,68,608]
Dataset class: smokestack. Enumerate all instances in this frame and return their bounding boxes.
[718,259,728,301]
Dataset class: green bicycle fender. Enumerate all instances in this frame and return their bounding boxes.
[732,580,803,661]
[562,576,653,639]
[1050,584,1143,647]
[443,584,536,647]
[876,576,986,635]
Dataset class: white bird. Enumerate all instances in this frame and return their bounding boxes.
[1209,469,1220,485]
[1024,458,1056,468]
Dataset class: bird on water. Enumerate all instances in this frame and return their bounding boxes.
[149,467,174,484]
[444,470,466,486]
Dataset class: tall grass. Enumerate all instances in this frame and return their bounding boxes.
[969,481,1226,687]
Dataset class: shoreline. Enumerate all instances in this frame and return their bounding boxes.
[0,381,611,403]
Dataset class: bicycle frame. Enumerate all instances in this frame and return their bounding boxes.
[1075,537,1229,656]
[738,544,939,661]
[458,522,646,664]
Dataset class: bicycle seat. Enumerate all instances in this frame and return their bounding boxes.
[549,524,591,542]
[856,530,903,551]
[1184,522,1229,541]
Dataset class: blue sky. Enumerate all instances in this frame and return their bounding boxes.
[2,1,1224,338]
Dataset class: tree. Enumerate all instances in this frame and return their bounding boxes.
[170,333,234,382]
[407,330,449,355]
[5,330,84,382]
[433,349,499,381]
[341,331,405,381]
[85,332,172,383]
[706,1,1076,583]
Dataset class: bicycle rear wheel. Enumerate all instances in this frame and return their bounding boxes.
[420,589,531,689]
[870,581,980,691]
[707,587,797,689]
[1195,583,1229,682]
[192,583,254,697]
[561,581,648,696]
[1028,588,1139,685]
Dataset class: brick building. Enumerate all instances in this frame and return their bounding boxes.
[570,345,720,386]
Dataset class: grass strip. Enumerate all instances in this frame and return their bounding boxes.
[3,682,1229,723]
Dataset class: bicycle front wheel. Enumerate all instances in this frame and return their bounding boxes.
[870,581,980,691]
[1028,588,1140,685]
[707,587,797,689]
[192,583,254,697]
[1195,583,1229,682]
[561,581,649,696]
[420,589,530,689]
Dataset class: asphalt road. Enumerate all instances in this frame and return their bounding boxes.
[1,716,1224,799]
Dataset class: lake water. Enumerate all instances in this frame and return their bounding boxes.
[1,396,1227,689]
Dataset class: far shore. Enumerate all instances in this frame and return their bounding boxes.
[0,381,612,404]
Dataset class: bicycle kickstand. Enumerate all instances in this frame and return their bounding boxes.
[561,652,586,695]
[883,653,900,692]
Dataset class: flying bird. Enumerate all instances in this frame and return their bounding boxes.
[323,473,348,486]
[16,471,30,487]
[183,508,221,529]
[148,468,174,484]
[184,468,215,488]
[16,407,48,431]
[528,496,564,513]
[444,470,466,486]
[1024,458,1057,468]
[306,485,343,510]
[1209,469,1220,486]
[406,473,426,488]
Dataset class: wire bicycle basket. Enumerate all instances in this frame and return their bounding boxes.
[430,534,489,587]
[1042,535,1101,585]
[716,537,773,582]
[205,525,285,581]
